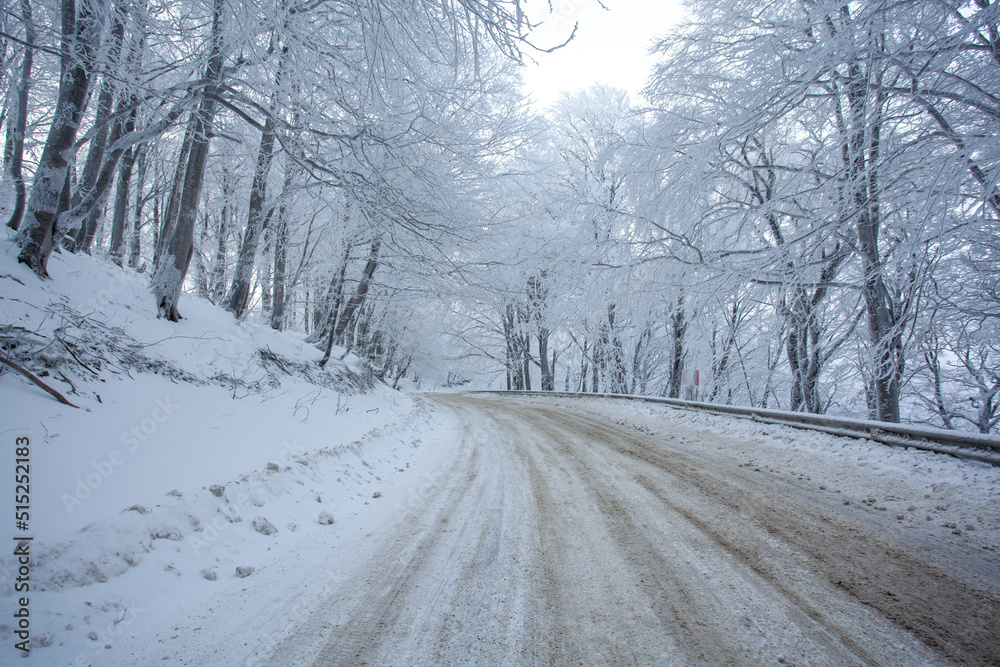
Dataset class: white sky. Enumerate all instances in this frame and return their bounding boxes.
[520,0,688,110]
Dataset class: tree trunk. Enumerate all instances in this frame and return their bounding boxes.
[847,53,901,422]
[151,0,226,321]
[527,273,553,390]
[128,144,147,267]
[538,329,553,390]
[522,330,531,391]
[334,238,381,341]
[309,241,352,344]
[194,214,211,299]
[260,229,272,313]
[210,168,233,302]
[224,115,277,318]
[591,336,600,393]
[321,237,381,367]
[57,79,158,258]
[107,103,140,263]
[5,0,35,231]
[15,0,106,276]
[154,119,195,267]
[225,25,290,319]
[786,292,805,411]
[151,197,160,258]
[64,14,160,257]
[303,289,310,335]
[630,327,650,396]
[668,293,685,399]
[68,0,126,251]
[270,176,291,330]
[504,304,516,390]
[921,334,954,430]
[606,304,627,394]
[57,167,73,228]
[108,143,137,264]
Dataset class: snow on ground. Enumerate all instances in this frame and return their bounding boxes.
[3,231,999,665]
[513,393,1000,567]
[0,236,458,664]
[0,398,460,666]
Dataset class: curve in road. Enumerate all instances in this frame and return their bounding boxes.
[262,394,1000,666]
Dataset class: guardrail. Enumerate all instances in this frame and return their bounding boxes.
[474,390,1000,467]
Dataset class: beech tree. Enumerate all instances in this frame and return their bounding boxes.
[4,0,35,231]
[632,0,999,423]
[7,0,996,431]
[148,0,556,321]
[15,0,107,276]
[150,0,226,320]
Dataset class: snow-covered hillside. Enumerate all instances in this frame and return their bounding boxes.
[0,239,451,664]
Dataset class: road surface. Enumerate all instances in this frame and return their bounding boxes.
[263,394,1000,666]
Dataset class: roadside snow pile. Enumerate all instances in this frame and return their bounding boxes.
[0,238,442,662]
[18,403,437,589]
[0,399,445,665]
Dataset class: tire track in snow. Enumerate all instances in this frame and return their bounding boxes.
[260,394,997,666]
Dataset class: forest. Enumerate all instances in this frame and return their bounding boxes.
[2,0,998,432]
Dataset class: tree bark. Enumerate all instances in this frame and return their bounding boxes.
[209,168,233,302]
[309,241,352,344]
[522,326,532,391]
[321,237,381,367]
[504,303,517,390]
[847,50,901,423]
[69,0,126,251]
[606,304,627,394]
[260,228,272,313]
[108,136,138,264]
[56,82,168,258]
[15,0,106,276]
[154,119,195,267]
[270,169,294,330]
[127,144,147,267]
[5,0,35,231]
[668,293,685,399]
[151,0,226,321]
[527,273,553,390]
[225,22,290,319]
[538,330,553,390]
[224,114,277,317]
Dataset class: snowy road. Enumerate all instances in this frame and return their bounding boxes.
[263,393,999,666]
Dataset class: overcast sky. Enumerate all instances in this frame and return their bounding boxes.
[520,0,688,110]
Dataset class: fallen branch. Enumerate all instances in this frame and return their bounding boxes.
[55,335,99,376]
[0,354,80,408]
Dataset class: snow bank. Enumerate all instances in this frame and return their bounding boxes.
[0,236,448,663]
